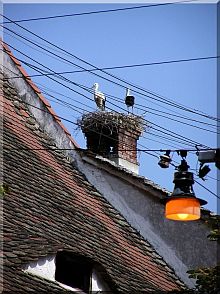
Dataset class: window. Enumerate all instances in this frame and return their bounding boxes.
[55,251,92,293]
[24,251,111,293]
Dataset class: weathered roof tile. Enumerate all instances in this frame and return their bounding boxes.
[2,46,186,293]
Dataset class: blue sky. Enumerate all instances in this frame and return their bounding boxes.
[2,2,219,213]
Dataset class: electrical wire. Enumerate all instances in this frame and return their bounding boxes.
[38,86,193,151]
[4,75,219,200]
[1,38,218,152]
[1,28,85,66]
[3,49,218,136]
[1,43,203,150]
[3,44,216,152]
[37,77,215,176]
[2,62,185,152]
[43,79,218,129]
[2,40,217,133]
[1,29,215,152]
[3,65,218,175]
[1,0,198,24]
[207,175,220,182]
[195,180,220,200]
[3,64,213,164]
[4,55,219,80]
[107,93,218,133]
[2,42,213,150]
[2,12,218,160]
[3,67,166,157]
[2,14,219,125]
[4,26,218,128]
[30,81,186,151]
[5,24,217,128]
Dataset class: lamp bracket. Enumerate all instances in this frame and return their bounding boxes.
[178,159,189,172]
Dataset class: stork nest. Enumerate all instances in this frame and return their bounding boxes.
[77,111,146,134]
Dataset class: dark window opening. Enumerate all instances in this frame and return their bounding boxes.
[55,251,92,293]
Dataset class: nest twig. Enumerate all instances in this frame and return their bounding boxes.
[77,111,146,134]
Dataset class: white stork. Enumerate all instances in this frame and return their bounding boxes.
[92,83,106,111]
[125,88,135,113]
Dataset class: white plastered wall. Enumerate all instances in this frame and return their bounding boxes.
[3,50,218,289]
[24,256,109,292]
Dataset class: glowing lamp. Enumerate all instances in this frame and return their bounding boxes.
[165,197,202,221]
[162,160,207,221]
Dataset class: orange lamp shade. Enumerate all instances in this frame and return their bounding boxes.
[165,198,200,221]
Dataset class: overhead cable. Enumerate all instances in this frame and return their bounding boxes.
[3,61,208,152]
[3,79,218,199]
[195,180,220,200]
[2,42,213,149]
[2,14,219,124]
[3,55,219,80]
[2,0,198,24]
[2,36,218,132]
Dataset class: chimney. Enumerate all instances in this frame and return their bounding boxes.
[79,112,144,174]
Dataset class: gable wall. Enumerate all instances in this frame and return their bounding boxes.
[3,47,214,291]
[73,154,218,288]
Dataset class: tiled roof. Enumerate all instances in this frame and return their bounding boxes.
[79,149,171,197]
[1,40,79,148]
[2,51,185,292]
[79,150,214,219]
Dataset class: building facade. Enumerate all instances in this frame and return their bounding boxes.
[1,42,218,292]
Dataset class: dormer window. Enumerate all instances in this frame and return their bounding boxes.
[23,251,111,293]
[55,251,92,293]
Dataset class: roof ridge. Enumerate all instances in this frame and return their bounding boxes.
[1,40,79,148]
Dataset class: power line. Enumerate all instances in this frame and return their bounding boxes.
[2,14,219,125]
[4,75,219,200]
[7,146,218,152]
[1,28,77,68]
[2,21,219,133]
[3,51,218,135]
[2,42,213,149]
[32,73,216,136]
[107,93,218,133]
[3,64,169,156]
[1,0,197,24]
[2,38,218,135]
[1,21,216,149]
[2,60,208,157]
[34,84,188,150]
[38,87,195,150]
[195,180,220,200]
[3,55,219,80]
[5,26,217,128]
[2,62,184,151]
[1,19,217,201]
[4,29,216,137]
[207,175,220,182]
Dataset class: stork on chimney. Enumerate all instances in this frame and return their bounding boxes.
[125,89,135,113]
[92,83,106,111]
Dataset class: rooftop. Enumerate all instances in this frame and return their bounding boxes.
[2,43,185,292]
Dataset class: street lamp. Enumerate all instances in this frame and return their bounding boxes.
[162,159,207,221]
[158,150,171,168]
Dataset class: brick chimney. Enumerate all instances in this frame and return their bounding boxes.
[79,112,143,174]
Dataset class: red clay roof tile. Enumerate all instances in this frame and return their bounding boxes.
[28,80,42,94]
[3,77,184,293]
[2,44,185,293]
[37,93,51,108]
[17,66,31,80]
[2,41,79,148]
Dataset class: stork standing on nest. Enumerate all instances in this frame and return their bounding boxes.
[92,83,106,111]
[125,88,135,113]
